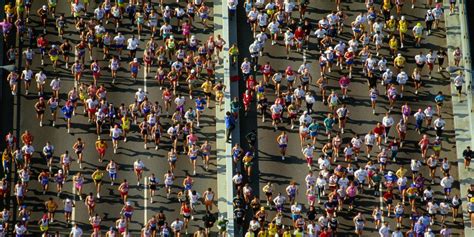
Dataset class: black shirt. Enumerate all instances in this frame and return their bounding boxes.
[463,149,472,160]
[203,214,216,228]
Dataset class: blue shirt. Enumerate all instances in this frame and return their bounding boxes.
[225,115,235,129]
[435,95,445,103]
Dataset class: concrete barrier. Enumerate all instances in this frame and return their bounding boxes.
[444,0,474,234]
[214,0,239,236]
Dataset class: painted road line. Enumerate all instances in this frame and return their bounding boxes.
[379,181,384,222]
[144,69,147,93]
[72,183,76,224]
[144,177,148,225]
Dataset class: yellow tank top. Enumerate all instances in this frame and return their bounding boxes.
[389,39,398,49]
[383,0,391,10]
[92,172,104,180]
[399,21,408,32]
[122,118,131,130]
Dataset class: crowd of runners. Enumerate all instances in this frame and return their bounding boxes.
[0,0,235,236]
[227,0,471,236]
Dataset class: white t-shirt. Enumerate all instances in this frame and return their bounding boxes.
[127,38,139,50]
[70,226,83,237]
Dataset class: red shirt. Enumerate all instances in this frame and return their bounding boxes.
[246,78,256,90]
[37,37,48,48]
[373,126,385,135]
[319,231,331,237]
[243,93,252,104]
[261,64,272,75]
[294,29,304,40]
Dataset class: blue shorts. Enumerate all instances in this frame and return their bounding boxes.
[291,214,300,221]
[112,137,120,141]
[184,184,192,191]
[310,132,317,137]
[279,144,287,148]
[398,185,406,192]
[190,156,198,161]
[109,172,117,179]
[444,188,451,193]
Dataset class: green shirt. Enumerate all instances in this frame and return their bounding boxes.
[217,219,228,231]
[323,118,335,129]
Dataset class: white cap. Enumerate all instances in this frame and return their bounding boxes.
[133,58,138,62]
[397,53,402,57]
[126,201,131,205]
[138,88,143,91]
[52,44,57,48]
[427,9,431,13]
[42,5,47,10]
[165,6,170,10]
[390,15,394,20]
[58,169,63,173]
[170,35,174,39]
[401,16,405,20]
[388,171,393,175]
[191,69,195,74]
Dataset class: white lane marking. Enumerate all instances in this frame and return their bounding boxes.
[144,177,148,225]
[72,184,76,224]
[144,69,147,93]
[379,181,384,222]
[303,48,307,62]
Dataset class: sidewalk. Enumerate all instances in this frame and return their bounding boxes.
[444,0,474,234]
[214,0,239,236]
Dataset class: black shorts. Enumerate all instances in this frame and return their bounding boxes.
[205,92,211,98]
[150,184,157,190]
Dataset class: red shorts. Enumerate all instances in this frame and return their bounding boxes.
[206,68,214,75]
[134,168,143,174]
[97,148,105,156]
[272,114,281,120]
[88,108,97,114]
[289,113,297,119]
[120,191,128,196]
[93,72,101,78]
[427,62,434,70]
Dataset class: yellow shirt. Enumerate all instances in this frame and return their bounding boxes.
[389,38,398,49]
[201,81,213,93]
[394,56,405,67]
[243,155,253,164]
[92,171,104,180]
[229,46,239,56]
[95,141,107,149]
[121,117,131,130]
[386,20,396,31]
[396,168,407,178]
[383,0,391,10]
[46,201,57,211]
[399,20,408,33]
[283,231,292,237]
[2,152,11,162]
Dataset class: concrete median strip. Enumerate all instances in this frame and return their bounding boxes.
[444,0,474,234]
[214,0,239,235]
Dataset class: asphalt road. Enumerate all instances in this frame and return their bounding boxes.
[237,0,462,235]
[13,0,217,235]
